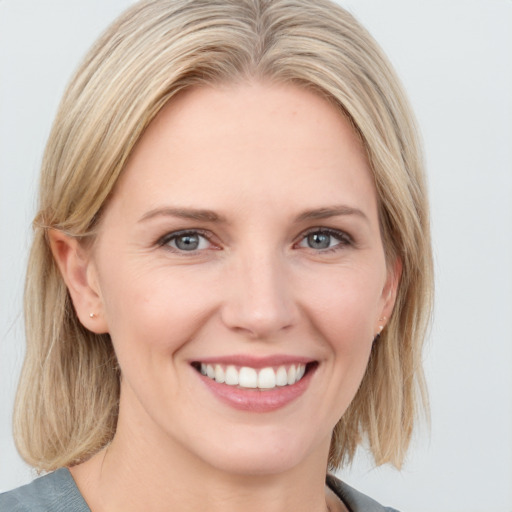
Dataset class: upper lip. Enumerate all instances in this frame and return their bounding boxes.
[190,354,315,369]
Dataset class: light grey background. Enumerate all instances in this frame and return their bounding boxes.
[1,1,511,511]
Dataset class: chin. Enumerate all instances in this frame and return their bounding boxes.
[208,451,305,477]
[191,427,327,477]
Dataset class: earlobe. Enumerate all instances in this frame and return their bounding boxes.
[48,229,108,334]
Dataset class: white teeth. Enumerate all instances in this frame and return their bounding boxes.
[287,365,297,385]
[276,366,288,386]
[214,364,225,384]
[258,367,276,389]
[200,363,307,390]
[239,367,258,388]
[225,365,239,385]
[206,365,215,379]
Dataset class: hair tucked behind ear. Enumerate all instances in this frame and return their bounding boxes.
[15,0,432,471]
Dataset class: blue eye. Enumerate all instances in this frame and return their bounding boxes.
[306,232,332,250]
[160,231,212,251]
[297,229,350,251]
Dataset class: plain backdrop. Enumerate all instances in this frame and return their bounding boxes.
[1,1,511,511]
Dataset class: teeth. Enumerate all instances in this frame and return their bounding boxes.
[225,365,239,385]
[200,363,307,390]
[258,367,276,389]
[287,365,296,385]
[239,367,258,388]
[276,366,288,386]
[214,364,225,384]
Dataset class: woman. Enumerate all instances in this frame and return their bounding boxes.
[0,0,432,510]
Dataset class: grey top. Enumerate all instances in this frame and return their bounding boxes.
[0,469,90,512]
[0,468,400,511]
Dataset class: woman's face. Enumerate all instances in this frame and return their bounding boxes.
[78,82,398,475]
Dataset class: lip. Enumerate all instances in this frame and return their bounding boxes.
[193,357,318,413]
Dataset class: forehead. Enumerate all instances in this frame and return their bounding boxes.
[107,81,377,221]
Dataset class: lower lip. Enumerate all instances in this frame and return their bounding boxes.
[197,366,315,413]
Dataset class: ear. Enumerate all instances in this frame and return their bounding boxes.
[48,229,108,334]
[376,257,402,334]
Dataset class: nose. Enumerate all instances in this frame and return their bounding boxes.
[220,250,299,339]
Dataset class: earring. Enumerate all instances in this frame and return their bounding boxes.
[373,316,387,342]
[378,316,387,332]
[89,313,96,319]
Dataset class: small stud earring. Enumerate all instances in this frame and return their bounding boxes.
[373,316,387,341]
[89,313,96,319]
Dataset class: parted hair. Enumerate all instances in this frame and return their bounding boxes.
[14,0,433,471]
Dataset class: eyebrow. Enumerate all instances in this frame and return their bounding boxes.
[295,205,369,223]
[139,205,368,224]
[138,207,227,224]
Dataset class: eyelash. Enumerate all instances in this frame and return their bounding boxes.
[156,227,353,254]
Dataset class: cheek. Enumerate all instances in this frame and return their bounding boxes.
[98,261,218,358]
[303,267,384,341]
[300,266,385,394]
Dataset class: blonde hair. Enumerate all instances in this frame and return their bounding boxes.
[14,0,433,471]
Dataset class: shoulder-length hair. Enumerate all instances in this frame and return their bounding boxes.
[14,0,433,471]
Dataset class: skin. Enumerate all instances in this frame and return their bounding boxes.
[50,81,399,512]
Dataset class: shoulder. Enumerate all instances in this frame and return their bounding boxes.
[0,468,90,512]
[326,474,401,512]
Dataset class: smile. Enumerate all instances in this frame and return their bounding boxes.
[198,363,307,390]
[191,359,317,412]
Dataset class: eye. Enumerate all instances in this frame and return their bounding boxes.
[159,230,213,252]
[296,228,351,251]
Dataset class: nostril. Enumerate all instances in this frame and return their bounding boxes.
[220,308,298,339]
